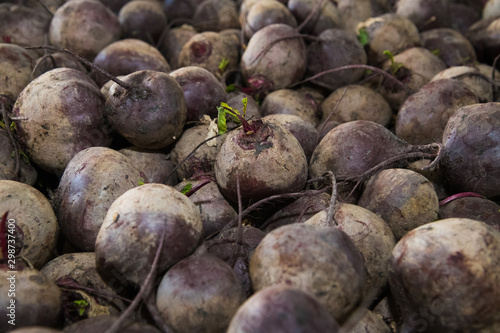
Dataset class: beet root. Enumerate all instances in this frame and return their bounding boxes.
[249,223,365,322]
[215,119,308,204]
[105,70,186,149]
[95,184,202,286]
[440,102,500,199]
[389,218,500,332]
[227,285,339,333]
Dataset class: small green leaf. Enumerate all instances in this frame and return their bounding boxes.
[383,50,395,65]
[217,106,228,135]
[225,84,235,93]
[383,50,403,74]
[138,177,145,186]
[181,183,192,195]
[357,28,369,46]
[73,299,89,316]
[241,97,247,117]
[431,49,440,56]
[218,58,229,72]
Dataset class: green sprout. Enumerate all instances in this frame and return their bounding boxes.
[218,58,229,73]
[73,299,89,316]
[138,177,145,186]
[0,120,16,132]
[383,50,404,75]
[357,28,369,46]
[225,84,235,93]
[431,49,440,57]
[217,98,247,135]
[181,183,192,195]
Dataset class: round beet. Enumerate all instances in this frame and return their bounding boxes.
[157,24,197,70]
[13,68,113,175]
[0,129,37,185]
[156,252,245,333]
[306,28,367,91]
[431,66,492,102]
[420,28,477,67]
[389,218,500,331]
[320,85,392,127]
[215,119,308,204]
[0,181,58,269]
[439,196,500,231]
[56,147,143,252]
[358,168,439,240]
[169,66,226,122]
[261,89,321,127]
[49,0,121,60]
[0,43,35,102]
[241,24,306,91]
[227,285,339,332]
[118,0,166,43]
[305,202,396,299]
[0,267,62,331]
[395,0,451,31]
[95,184,202,286]
[242,0,297,39]
[105,70,186,149]
[93,39,171,86]
[33,52,88,79]
[192,0,239,32]
[440,103,500,199]
[119,146,177,185]
[250,223,365,322]
[396,79,479,145]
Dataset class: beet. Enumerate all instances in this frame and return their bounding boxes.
[396,79,479,145]
[0,129,37,185]
[105,70,186,149]
[306,28,367,91]
[93,39,171,86]
[395,0,452,31]
[157,24,197,70]
[431,66,492,102]
[250,223,365,322]
[0,43,35,102]
[242,0,297,39]
[420,28,477,67]
[0,267,62,331]
[320,85,392,127]
[169,66,226,122]
[95,184,202,286]
[389,218,500,331]
[358,168,439,240]
[215,119,308,204]
[0,180,59,268]
[49,0,121,60]
[118,0,167,43]
[192,0,239,32]
[305,202,396,299]
[156,252,245,333]
[260,89,321,127]
[440,103,500,199]
[439,196,500,231]
[56,147,142,252]
[240,24,307,91]
[13,68,113,175]
[227,285,339,332]
[33,52,88,79]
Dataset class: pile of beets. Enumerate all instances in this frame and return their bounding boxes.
[1,0,500,332]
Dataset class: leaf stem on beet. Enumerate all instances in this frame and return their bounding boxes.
[439,192,486,206]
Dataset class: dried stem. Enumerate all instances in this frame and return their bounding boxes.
[289,64,412,93]
[297,0,328,32]
[56,278,132,304]
[492,53,500,101]
[325,171,338,227]
[104,222,166,333]
[439,192,486,206]
[25,45,133,90]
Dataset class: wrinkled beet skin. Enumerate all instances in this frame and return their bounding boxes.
[441,103,500,199]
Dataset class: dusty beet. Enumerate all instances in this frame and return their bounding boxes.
[215,119,308,204]
[389,218,500,332]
